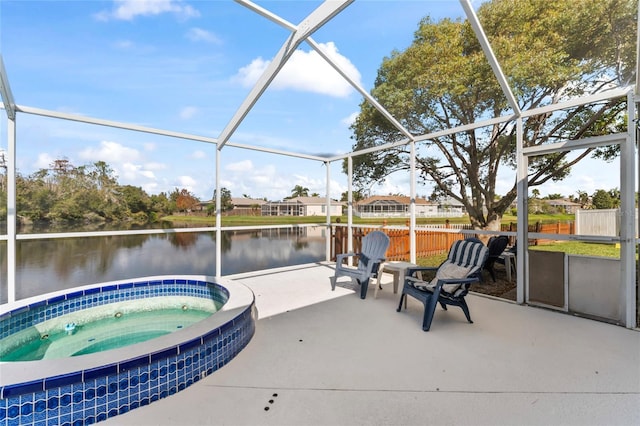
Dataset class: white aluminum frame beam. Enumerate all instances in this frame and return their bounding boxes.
[636,2,640,93]
[326,88,631,163]
[460,0,521,116]
[217,0,355,149]
[235,0,414,142]
[522,134,626,157]
[306,38,414,140]
[0,56,16,120]
[14,104,328,162]
[621,93,637,328]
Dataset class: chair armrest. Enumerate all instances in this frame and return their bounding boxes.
[371,258,386,273]
[405,266,437,277]
[336,252,360,264]
[433,276,480,297]
[405,266,437,282]
[406,275,480,294]
[436,277,479,286]
[372,256,386,264]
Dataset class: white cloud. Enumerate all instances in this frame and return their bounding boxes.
[179,106,198,120]
[121,163,145,180]
[142,182,159,194]
[190,150,207,159]
[226,160,253,172]
[75,141,168,189]
[234,57,269,87]
[34,153,56,169]
[143,143,156,152]
[217,158,343,201]
[96,0,199,21]
[177,175,197,191]
[113,40,134,50]
[139,170,157,179]
[79,140,141,163]
[144,162,167,171]
[233,42,361,98]
[185,28,222,44]
[341,112,359,126]
[371,171,416,197]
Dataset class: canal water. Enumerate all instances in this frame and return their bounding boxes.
[0,226,328,303]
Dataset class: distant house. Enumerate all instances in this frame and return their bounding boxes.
[197,197,266,216]
[355,195,438,218]
[229,197,267,215]
[261,196,343,216]
[545,199,582,214]
[511,197,582,214]
[437,197,466,216]
[355,195,466,218]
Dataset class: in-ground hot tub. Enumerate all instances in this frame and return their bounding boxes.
[0,275,256,425]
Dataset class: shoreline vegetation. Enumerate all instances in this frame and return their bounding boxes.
[11,212,623,260]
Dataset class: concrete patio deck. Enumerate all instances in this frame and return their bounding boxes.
[108,263,640,425]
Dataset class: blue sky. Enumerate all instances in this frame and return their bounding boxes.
[0,0,621,202]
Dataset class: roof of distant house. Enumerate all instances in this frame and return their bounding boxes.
[270,196,343,205]
[230,197,267,206]
[356,195,435,206]
[545,199,582,207]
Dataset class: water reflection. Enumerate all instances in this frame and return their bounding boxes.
[0,226,327,303]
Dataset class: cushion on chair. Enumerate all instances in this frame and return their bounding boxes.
[413,262,473,294]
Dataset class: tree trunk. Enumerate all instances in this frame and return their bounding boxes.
[474,216,502,244]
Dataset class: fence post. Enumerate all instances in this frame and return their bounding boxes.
[333,223,345,261]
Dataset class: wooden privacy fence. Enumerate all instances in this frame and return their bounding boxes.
[331,220,574,261]
[500,221,575,245]
[331,225,469,261]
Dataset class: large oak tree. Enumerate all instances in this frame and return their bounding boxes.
[348,0,636,230]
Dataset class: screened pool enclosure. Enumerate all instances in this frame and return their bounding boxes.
[1,0,638,328]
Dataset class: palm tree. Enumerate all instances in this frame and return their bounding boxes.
[290,185,309,198]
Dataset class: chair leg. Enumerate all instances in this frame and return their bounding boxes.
[489,267,497,282]
[360,278,369,299]
[422,293,439,332]
[458,299,473,324]
[439,301,448,311]
[330,275,336,291]
[396,293,405,312]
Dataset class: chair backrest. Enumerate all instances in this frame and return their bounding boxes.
[487,236,509,259]
[464,237,483,244]
[445,239,489,276]
[358,231,390,272]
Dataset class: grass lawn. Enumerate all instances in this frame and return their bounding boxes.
[530,241,623,258]
[162,213,575,227]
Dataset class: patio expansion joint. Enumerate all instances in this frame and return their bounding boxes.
[197,384,639,396]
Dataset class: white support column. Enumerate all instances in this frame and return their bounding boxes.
[325,161,331,262]
[620,92,637,328]
[6,117,16,302]
[1,55,17,302]
[215,148,222,279]
[409,141,416,264]
[516,117,527,304]
[347,156,353,260]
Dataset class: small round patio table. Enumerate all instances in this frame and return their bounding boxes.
[375,261,418,299]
